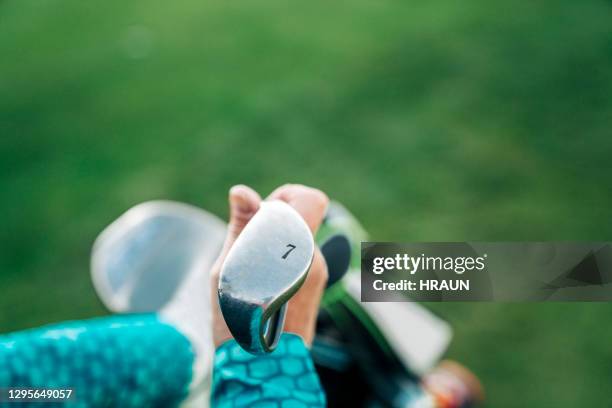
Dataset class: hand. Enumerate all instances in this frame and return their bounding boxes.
[210,184,329,348]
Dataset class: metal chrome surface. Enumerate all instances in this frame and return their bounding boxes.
[91,200,226,313]
[218,200,314,354]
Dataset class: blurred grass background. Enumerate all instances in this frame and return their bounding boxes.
[1,0,612,406]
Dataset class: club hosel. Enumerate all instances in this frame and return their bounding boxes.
[219,287,292,354]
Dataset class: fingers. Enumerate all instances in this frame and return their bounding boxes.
[222,184,262,253]
[284,248,328,345]
[267,184,329,233]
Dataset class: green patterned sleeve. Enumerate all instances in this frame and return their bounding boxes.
[0,314,194,408]
[211,333,326,408]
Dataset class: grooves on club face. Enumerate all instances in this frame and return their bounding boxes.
[218,200,315,354]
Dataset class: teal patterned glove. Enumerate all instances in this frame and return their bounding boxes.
[0,314,194,407]
[212,333,325,407]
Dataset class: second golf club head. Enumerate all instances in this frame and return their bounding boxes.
[218,200,314,354]
[91,200,226,313]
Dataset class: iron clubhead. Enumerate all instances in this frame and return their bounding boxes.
[218,200,314,354]
[91,200,226,313]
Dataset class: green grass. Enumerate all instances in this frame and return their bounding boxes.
[2,1,612,406]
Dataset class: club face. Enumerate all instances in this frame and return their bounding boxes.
[218,200,314,353]
[91,201,226,313]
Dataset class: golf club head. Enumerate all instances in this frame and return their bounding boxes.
[91,200,226,313]
[218,200,314,354]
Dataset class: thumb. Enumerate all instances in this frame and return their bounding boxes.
[222,184,261,252]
